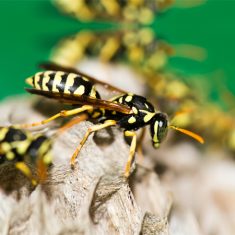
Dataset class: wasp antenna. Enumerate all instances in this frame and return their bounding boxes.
[174,0,206,8]
[169,125,204,144]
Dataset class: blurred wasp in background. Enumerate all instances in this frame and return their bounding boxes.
[52,0,173,24]
[0,127,53,185]
[52,0,206,24]
[50,29,173,74]
[146,71,235,154]
[50,28,206,76]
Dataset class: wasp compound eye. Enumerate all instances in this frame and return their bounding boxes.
[150,113,168,148]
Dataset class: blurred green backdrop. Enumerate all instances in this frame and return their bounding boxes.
[0,0,234,101]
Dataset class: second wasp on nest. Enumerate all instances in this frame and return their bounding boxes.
[0,127,53,185]
[16,62,204,177]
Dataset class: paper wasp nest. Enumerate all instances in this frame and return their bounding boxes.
[0,95,235,235]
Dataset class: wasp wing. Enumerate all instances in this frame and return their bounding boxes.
[39,62,127,94]
[25,88,131,114]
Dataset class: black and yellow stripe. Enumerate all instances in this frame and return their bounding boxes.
[26,71,99,98]
[0,127,53,183]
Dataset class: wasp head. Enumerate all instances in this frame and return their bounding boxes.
[150,112,168,148]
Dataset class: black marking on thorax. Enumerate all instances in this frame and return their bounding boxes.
[116,94,155,112]
[114,94,155,130]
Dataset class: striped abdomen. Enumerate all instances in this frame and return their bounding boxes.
[26,71,100,98]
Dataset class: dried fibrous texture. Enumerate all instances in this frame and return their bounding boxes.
[147,141,235,235]
[2,95,235,235]
[0,97,170,235]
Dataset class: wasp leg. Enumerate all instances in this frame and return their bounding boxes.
[124,130,137,178]
[57,113,89,135]
[36,159,48,184]
[18,105,93,128]
[15,162,37,186]
[70,120,117,168]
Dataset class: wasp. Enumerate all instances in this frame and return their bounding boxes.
[51,29,172,73]
[53,0,205,23]
[52,0,173,24]
[18,62,204,177]
[0,127,53,185]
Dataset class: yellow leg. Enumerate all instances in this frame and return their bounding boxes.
[18,105,93,128]
[36,159,48,184]
[15,162,37,186]
[70,120,117,168]
[124,131,137,178]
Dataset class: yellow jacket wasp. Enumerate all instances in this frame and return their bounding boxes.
[52,0,173,24]
[19,62,204,177]
[0,127,53,185]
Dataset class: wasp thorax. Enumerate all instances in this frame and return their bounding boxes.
[150,112,168,148]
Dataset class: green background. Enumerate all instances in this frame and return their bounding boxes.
[0,0,234,101]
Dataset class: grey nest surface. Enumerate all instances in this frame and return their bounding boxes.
[1,96,235,235]
[0,97,170,235]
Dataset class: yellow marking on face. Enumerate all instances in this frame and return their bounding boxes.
[128,116,136,124]
[119,97,123,103]
[142,111,155,123]
[42,71,53,91]
[132,107,138,114]
[112,111,116,115]
[125,95,133,102]
[52,72,64,92]
[145,103,149,109]
[6,151,15,160]
[34,72,42,89]
[64,73,77,94]
[153,121,159,143]
[0,128,9,141]
[74,85,85,95]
